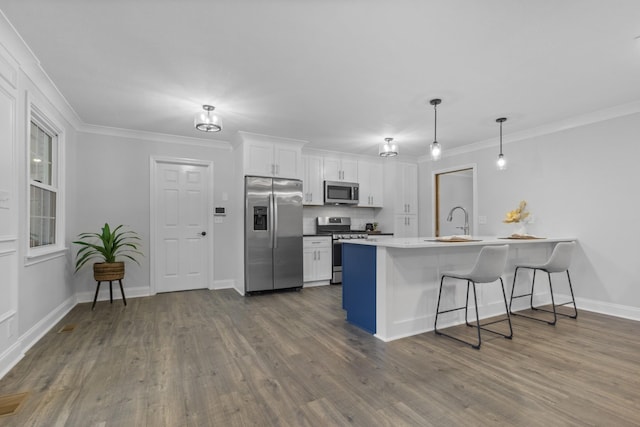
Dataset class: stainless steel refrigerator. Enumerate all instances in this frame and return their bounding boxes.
[245,176,303,293]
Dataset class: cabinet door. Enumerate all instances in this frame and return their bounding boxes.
[315,246,332,280]
[403,163,418,214]
[245,140,275,176]
[275,143,301,179]
[303,246,316,282]
[341,158,358,182]
[357,161,372,207]
[358,160,383,207]
[302,155,323,205]
[323,156,341,181]
[394,162,418,214]
[393,215,418,238]
[368,161,384,207]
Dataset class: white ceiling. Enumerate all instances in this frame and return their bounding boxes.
[1,0,640,157]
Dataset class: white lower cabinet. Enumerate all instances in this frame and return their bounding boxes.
[394,215,418,238]
[303,236,332,284]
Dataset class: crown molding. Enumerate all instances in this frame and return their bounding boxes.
[79,123,232,150]
[418,99,640,163]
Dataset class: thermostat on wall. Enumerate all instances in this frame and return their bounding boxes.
[214,207,226,216]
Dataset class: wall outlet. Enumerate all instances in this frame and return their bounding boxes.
[478,215,487,224]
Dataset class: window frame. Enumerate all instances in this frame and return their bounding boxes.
[26,95,66,264]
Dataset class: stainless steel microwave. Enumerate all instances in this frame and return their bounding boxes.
[324,181,359,205]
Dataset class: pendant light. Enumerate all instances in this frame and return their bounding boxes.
[496,117,507,170]
[429,98,442,160]
[379,137,398,157]
[194,105,222,132]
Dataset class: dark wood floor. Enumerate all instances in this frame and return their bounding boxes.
[1,286,639,426]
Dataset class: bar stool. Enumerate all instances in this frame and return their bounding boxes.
[434,245,512,349]
[509,241,577,325]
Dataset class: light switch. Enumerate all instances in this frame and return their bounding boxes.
[214,217,223,224]
[478,215,487,224]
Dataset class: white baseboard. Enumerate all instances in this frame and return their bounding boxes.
[211,279,235,290]
[0,295,76,379]
[75,285,151,304]
[303,280,330,288]
[574,296,640,321]
[0,341,23,379]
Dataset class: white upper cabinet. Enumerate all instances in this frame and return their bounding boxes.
[323,156,358,182]
[357,159,384,207]
[394,162,418,215]
[302,155,323,205]
[240,132,304,179]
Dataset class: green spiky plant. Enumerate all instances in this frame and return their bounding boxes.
[73,223,143,272]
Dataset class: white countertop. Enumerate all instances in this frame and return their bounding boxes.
[342,235,576,248]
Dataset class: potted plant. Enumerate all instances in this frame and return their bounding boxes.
[73,223,143,283]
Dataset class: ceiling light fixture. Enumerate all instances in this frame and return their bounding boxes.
[194,105,222,132]
[379,137,398,157]
[496,117,507,171]
[429,98,442,161]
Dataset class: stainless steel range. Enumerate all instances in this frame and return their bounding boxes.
[316,217,368,284]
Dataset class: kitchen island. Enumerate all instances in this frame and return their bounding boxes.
[342,236,576,341]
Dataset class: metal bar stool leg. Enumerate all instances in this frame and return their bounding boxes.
[509,267,520,313]
[471,281,481,349]
[109,281,113,304]
[566,270,578,318]
[499,278,513,338]
[118,279,127,306]
[529,269,538,310]
[547,272,558,325]
[434,276,446,334]
[92,281,102,310]
[464,280,472,327]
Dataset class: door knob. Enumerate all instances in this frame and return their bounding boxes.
[201,231,207,236]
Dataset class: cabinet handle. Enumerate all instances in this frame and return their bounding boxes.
[310,192,313,202]
[276,164,280,175]
[316,250,320,260]
[314,250,317,260]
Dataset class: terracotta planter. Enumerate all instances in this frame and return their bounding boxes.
[93,262,125,281]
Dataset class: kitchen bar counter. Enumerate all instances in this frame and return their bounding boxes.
[342,235,576,341]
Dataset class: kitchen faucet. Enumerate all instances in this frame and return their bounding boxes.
[446,206,469,235]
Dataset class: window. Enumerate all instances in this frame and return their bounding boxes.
[28,102,64,259]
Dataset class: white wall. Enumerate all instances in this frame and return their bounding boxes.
[419,112,640,319]
[71,132,237,298]
[0,15,79,378]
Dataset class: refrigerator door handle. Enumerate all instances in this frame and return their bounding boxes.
[269,194,275,249]
[273,193,279,248]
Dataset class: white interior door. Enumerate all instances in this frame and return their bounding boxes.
[154,161,211,293]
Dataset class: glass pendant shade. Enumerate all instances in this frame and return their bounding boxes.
[430,140,441,161]
[379,137,398,157]
[194,105,222,132]
[497,153,507,170]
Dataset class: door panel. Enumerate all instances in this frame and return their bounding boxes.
[273,178,303,289]
[155,163,209,293]
[245,177,274,292]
